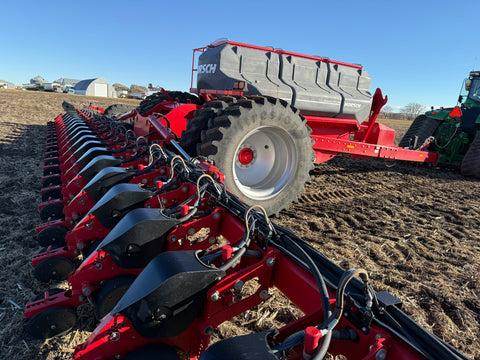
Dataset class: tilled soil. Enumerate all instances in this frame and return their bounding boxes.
[0,89,478,359]
[281,158,480,357]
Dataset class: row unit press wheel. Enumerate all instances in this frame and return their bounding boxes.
[26,307,77,339]
[45,158,60,166]
[33,256,74,282]
[41,188,62,202]
[43,176,62,188]
[39,203,64,221]
[43,165,61,176]
[46,145,58,153]
[37,225,67,247]
[93,274,137,320]
[184,95,314,216]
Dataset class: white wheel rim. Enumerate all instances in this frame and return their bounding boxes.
[233,126,297,200]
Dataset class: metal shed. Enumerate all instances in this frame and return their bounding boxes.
[0,80,15,89]
[74,78,116,97]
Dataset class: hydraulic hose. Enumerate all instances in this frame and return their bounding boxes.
[283,236,333,359]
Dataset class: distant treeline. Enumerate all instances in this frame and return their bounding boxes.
[380,103,425,120]
[380,112,414,120]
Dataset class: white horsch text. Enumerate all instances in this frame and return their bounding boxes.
[198,64,217,74]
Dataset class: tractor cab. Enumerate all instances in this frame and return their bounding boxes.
[462,71,480,107]
[425,71,480,122]
[455,71,480,139]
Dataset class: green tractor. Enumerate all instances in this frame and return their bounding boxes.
[400,71,480,177]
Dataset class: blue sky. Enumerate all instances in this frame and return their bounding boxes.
[1,0,479,111]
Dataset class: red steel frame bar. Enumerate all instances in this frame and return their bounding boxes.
[311,134,439,163]
[72,244,428,360]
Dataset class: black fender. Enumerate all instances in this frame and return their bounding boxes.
[74,147,114,169]
[71,139,105,160]
[89,183,155,229]
[112,250,225,339]
[98,208,180,268]
[68,131,96,148]
[78,155,122,184]
[83,167,135,202]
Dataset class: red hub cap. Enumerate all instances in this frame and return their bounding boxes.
[238,147,254,165]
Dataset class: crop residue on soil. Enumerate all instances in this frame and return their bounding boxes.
[0,89,478,359]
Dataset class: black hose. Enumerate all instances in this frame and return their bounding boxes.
[332,328,358,342]
[218,247,247,271]
[120,149,148,165]
[153,174,182,195]
[218,216,258,272]
[281,236,333,359]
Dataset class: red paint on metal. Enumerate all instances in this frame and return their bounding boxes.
[304,326,322,356]
[222,245,234,262]
[207,40,363,69]
[238,147,254,165]
[72,241,430,360]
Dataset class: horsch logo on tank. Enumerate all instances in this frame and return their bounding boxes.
[198,64,217,74]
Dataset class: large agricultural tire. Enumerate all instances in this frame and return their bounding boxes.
[137,92,167,114]
[460,131,480,178]
[179,96,238,156]
[198,96,314,216]
[399,115,441,149]
[137,91,200,115]
[104,104,134,117]
[167,91,201,104]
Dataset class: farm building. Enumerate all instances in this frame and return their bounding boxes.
[30,76,48,85]
[74,78,116,97]
[23,76,48,90]
[0,80,15,89]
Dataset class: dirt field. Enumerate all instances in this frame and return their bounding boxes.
[0,89,478,359]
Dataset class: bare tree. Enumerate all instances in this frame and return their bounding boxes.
[401,103,426,120]
[380,105,393,119]
[130,84,148,93]
[113,83,129,91]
